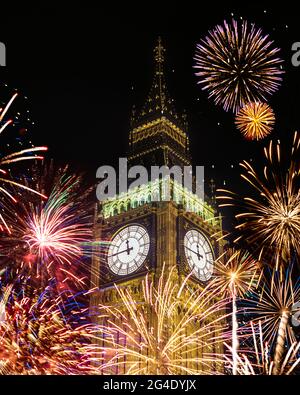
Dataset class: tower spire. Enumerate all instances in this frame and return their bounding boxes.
[129,38,191,168]
[133,37,182,128]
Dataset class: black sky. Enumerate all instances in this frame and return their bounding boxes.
[0,1,300,228]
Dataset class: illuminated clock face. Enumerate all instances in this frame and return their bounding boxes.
[107,225,150,276]
[184,229,214,282]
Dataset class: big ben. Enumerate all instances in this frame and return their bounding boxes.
[91,37,224,374]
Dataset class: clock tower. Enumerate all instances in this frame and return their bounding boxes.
[91,38,224,374]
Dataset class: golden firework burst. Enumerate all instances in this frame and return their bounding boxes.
[213,249,261,299]
[217,132,300,270]
[235,102,275,140]
[86,265,229,375]
[194,19,284,113]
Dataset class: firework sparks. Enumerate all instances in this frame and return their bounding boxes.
[0,284,12,324]
[212,249,261,374]
[224,321,300,375]
[194,19,284,113]
[0,92,48,231]
[217,132,300,269]
[85,264,229,375]
[235,102,275,140]
[246,267,300,374]
[0,284,93,375]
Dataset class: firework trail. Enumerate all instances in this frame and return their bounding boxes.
[212,249,261,374]
[245,267,300,374]
[224,321,300,375]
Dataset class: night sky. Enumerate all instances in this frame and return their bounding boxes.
[1,2,300,228]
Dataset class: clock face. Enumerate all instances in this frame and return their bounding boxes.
[184,229,214,282]
[107,225,150,276]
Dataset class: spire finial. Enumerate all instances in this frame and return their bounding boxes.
[154,36,165,64]
[209,178,217,207]
[132,37,185,131]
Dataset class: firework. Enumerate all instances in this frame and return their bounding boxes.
[213,249,261,298]
[194,19,284,113]
[0,284,12,324]
[0,92,47,231]
[217,132,300,269]
[245,267,300,374]
[212,249,261,374]
[85,264,229,375]
[0,284,93,375]
[0,163,93,289]
[224,321,300,375]
[235,102,275,140]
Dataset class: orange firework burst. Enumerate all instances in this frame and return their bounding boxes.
[235,102,275,141]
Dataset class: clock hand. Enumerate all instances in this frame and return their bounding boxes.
[186,246,203,260]
[111,244,134,257]
[196,244,203,260]
[126,240,132,255]
[185,246,198,255]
